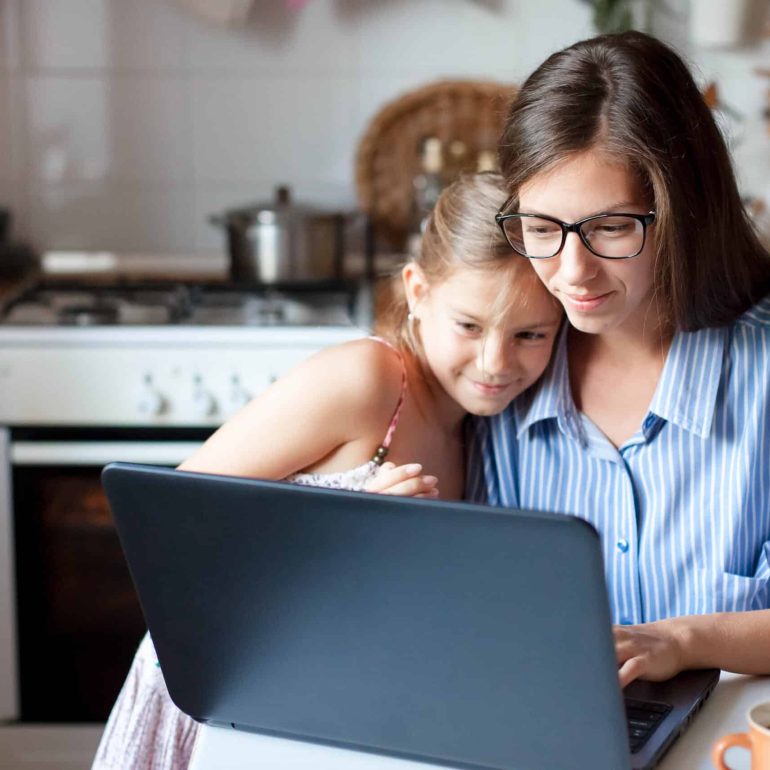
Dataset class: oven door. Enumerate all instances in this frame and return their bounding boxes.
[2,427,210,722]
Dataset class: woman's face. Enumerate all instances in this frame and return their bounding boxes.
[517,150,657,338]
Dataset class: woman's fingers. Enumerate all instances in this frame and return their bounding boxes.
[365,462,440,497]
[618,656,646,689]
[613,622,685,687]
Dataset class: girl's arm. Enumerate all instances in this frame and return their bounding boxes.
[178,339,436,495]
[614,609,770,686]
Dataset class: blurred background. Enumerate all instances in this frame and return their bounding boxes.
[0,0,768,260]
[0,2,769,768]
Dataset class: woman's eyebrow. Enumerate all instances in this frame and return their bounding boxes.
[522,200,639,218]
[582,201,640,216]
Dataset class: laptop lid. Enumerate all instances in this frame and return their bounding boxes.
[102,463,714,770]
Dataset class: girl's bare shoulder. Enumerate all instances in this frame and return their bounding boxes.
[292,337,406,421]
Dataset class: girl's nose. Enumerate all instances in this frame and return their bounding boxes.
[557,231,600,286]
[477,337,511,378]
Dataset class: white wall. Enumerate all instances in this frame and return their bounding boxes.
[0,0,768,255]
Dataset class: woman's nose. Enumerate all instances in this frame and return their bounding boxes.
[557,231,600,285]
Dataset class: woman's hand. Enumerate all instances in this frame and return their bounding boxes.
[614,619,688,688]
[365,462,439,498]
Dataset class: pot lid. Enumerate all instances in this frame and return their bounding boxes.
[215,185,337,224]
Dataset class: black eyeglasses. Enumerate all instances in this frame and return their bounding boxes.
[495,204,656,260]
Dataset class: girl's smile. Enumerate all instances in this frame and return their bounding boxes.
[468,379,513,396]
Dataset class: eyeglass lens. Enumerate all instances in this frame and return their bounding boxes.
[503,215,646,258]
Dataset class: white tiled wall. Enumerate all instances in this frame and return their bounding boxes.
[0,0,768,254]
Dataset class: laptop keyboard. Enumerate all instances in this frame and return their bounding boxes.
[624,699,672,753]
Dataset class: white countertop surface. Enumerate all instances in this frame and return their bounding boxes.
[41,251,229,280]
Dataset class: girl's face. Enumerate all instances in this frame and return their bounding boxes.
[403,263,562,418]
[517,150,657,338]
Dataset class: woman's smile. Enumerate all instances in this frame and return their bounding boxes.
[561,290,614,312]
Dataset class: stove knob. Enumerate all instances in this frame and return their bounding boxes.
[138,386,167,417]
[193,387,218,418]
[229,376,252,411]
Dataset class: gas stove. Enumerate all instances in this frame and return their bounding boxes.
[0,277,371,724]
[0,280,361,328]
[0,280,369,427]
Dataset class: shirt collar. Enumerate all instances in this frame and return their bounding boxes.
[648,324,727,438]
[514,322,586,444]
[513,321,727,442]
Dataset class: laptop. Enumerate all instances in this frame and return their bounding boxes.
[102,462,718,770]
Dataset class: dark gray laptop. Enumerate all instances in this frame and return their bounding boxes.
[102,462,718,770]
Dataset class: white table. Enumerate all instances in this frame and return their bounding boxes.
[189,673,770,770]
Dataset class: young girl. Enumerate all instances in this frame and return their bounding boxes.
[92,172,563,770]
[471,31,770,688]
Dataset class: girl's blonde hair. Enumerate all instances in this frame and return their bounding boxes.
[376,172,550,353]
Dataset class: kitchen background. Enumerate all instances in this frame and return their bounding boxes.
[0,0,769,259]
[0,1,769,769]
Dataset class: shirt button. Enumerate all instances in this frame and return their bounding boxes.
[616,538,630,553]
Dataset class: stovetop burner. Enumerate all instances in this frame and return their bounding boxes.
[0,281,362,328]
[59,302,121,326]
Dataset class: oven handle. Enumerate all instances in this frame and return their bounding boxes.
[10,441,204,466]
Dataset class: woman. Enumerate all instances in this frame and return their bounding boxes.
[471,31,770,687]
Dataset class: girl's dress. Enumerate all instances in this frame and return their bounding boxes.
[91,341,406,770]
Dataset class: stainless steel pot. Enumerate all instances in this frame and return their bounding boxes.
[209,186,346,284]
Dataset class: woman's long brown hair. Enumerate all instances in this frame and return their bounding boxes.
[498,31,770,331]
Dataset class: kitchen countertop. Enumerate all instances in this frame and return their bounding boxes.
[40,251,229,281]
[0,250,399,335]
[0,253,230,310]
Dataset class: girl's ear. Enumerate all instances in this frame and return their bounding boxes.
[401,262,430,315]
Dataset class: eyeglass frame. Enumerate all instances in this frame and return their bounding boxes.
[494,202,657,260]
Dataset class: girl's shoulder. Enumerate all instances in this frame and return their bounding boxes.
[308,336,405,382]
[294,336,407,418]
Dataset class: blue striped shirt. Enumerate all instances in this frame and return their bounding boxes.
[467,295,770,624]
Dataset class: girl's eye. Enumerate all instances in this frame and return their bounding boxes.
[455,321,482,334]
[516,331,546,341]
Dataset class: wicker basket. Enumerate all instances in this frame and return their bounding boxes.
[354,79,517,249]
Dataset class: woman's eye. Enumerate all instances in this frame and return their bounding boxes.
[455,321,482,334]
[596,224,631,235]
[525,224,560,238]
[588,217,635,237]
